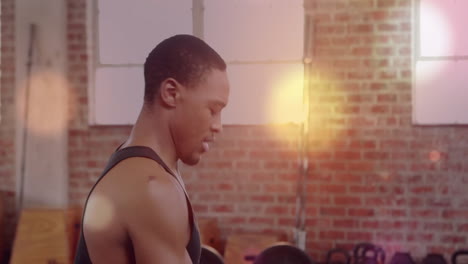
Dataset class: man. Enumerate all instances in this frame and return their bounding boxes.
[74,35,229,264]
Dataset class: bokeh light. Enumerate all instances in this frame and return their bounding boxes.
[266,66,305,125]
[16,70,73,137]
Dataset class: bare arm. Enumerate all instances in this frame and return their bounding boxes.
[124,173,192,264]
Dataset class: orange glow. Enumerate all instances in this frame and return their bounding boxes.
[17,70,73,136]
[266,67,305,125]
[429,150,441,162]
[83,194,116,231]
[377,171,391,181]
[266,66,348,151]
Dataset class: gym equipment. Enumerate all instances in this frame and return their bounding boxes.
[327,248,351,264]
[253,243,314,264]
[352,242,385,264]
[389,252,416,264]
[452,250,468,264]
[200,245,224,264]
[422,253,447,264]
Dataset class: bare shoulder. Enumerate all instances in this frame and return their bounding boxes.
[104,157,188,226]
[83,157,191,263]
[110,157,191,262]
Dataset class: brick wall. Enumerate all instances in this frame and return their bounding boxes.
[303,0,468,260]
[67,0,132,205]
[0,0,16,261]
[0,0,466,262]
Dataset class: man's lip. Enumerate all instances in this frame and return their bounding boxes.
[203,138,214,143]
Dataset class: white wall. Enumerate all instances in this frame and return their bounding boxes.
[15,0,69,208]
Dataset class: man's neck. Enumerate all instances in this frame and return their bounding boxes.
[123,107,179,173]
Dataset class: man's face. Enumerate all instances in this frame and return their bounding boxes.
[172,69,230,165]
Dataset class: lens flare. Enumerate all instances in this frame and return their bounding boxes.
[416,1,455,85]
[16,70,74,136]
[84,193,116,231]
[429,150,441,162]
[419,0,454,57]
[266,66,305,125]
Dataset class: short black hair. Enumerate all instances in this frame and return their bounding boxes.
[143,34,227,105]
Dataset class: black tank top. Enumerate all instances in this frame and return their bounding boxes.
[74,146,201,264]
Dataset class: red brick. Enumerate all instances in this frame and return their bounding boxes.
[440,235,466,244]
[364,151,389,160]
[376,232,404,242]
[442,210,468,219]
[352,47,373,56]
[335,151,361,160]
[335,173,362,183]
[211,204,234,213]
[320,161,346,171]
[411,209,440,218]
[249,217,274,225]
[264,161,290,169]
[307,196,331,205]
[198,193,221,201]
[265,206,290,215]
[223,216,247,225]
[350,140,376,149]
[378,0,397,8]
[216,183,234,191]
[349,208,375,217]
[348,232,373,241]
[192,204,208,213]
[278,173,298,182]
[410,186,435,194]
[320,231,345,240]
[427,246,457,256]
[250,195,275,203]
[378,23,398,32]
[349,24,374,34]
[235,161,260,169]
[333,219,359,228]
[334,196,362,206]
[458,224,468,232]
[223,150,246,159]
[306,217,332,229]
[349,162,374,172]
[249,150,277,159]
[407,233,434,243]
[320,207,346,217]
[264,183,290,193]
[423,223,453,232]
[319,184,347,194]
[250,173,275,181]
[279,218,295,226]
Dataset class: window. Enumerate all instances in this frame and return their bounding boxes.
[88,0,304,125]
[413,0,468,125]
[89,0,192,125]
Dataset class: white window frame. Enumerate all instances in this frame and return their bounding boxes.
[412,0,468,125]
[87,0,306,126]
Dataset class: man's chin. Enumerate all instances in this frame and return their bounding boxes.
[181,155,201,166]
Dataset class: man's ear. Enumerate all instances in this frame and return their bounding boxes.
[159,78,180,108]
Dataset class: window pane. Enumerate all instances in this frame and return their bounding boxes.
[454,0,468,56]
[98,0,192,64]
[419,0,456,57]
[414,60,468,124]
[205,0,304,62]
[94,67,144,124]
[223,63,304,125]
